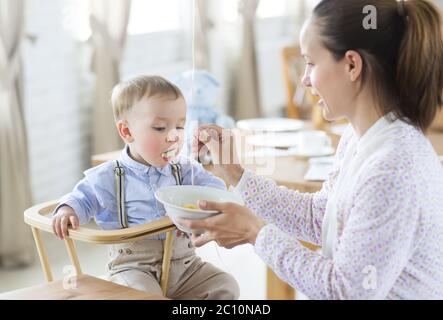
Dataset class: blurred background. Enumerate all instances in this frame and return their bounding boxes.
[1,0,443,299]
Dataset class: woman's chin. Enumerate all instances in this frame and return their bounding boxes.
[320,104,340,122]
[321,107,334,122]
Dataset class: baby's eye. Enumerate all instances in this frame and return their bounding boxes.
[176,127,185,130]
[152,127,166,132]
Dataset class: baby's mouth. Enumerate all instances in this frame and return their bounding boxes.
[161,147,178,161]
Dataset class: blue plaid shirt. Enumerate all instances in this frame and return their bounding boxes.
[55,145,225,234]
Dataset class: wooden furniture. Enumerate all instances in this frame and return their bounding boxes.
[0,274,167,300]
[23,200,176,299]
[429,131,443,155]
[431,109,443,131]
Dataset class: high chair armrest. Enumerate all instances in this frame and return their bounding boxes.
[24,200,176,244]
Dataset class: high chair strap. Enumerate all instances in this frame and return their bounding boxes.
[170,163,183,185]
[114,160,128,229]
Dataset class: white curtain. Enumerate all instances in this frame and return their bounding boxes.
[0,0,33,268]
[90,0,131,154]
[194,0,213,70]
[232,0,261,120]
[288,0,308,40]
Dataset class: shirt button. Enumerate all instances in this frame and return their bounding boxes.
[126,249,132,254]
[118,249,123,254]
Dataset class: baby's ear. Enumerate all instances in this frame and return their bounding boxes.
[116,120,134,143]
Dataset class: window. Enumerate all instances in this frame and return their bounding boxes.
[63,0,187,41]
[127,0,183,35]
[257,0,287,18]
[305,0,322,12]
[62,0,91,41]
[221,0,289,22]
[221,0,240,23]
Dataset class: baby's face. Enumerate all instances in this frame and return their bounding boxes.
[123,95,186,167]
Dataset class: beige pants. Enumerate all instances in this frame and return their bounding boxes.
[105,234,239,300]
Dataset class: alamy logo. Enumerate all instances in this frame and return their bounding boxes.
[362,5,377,30]
[62,265,78,290]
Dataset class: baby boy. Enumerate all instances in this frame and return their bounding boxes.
[52,75,239,299]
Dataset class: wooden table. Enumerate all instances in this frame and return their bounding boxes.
[90,127,443,300]
[0,274,166,300]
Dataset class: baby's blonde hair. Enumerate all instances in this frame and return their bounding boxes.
[111,75,183,121]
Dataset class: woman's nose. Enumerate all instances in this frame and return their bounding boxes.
[301,70,311,88]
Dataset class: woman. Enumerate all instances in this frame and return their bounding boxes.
[179,0,443,299]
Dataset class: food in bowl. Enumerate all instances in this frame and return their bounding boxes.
[182,203,199,210]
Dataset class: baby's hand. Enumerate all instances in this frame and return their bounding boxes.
[52,205,79,240]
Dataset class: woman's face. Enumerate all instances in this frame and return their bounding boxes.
[300,20,356,121]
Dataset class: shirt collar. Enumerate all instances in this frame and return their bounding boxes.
[355,112,398,154]
[119,145,171,177]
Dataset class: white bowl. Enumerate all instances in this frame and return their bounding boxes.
[155,185,244,233]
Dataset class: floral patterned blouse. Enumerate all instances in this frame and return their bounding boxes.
[235,116,443,299]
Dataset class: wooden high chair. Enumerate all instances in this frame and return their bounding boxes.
[24,200,176,297]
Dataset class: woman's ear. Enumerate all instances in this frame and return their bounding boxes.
[344,50,363,82]
[116,119,134,143]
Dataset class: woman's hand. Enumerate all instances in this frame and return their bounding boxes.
[193,124,244,186]
[177,200,266,249]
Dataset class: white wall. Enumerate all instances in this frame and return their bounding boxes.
[122,31,191,79]
[24,0,88,204]
[256,17,299,117]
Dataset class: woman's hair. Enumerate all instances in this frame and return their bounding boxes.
[313,0,443,131]
[111,75,183,121]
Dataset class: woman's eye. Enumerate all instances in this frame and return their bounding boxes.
[152,127,166,132]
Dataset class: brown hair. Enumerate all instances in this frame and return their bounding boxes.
[111,75,183,121]
[313,0,443,132]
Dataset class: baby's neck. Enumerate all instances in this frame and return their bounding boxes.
[127,146,165,168]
